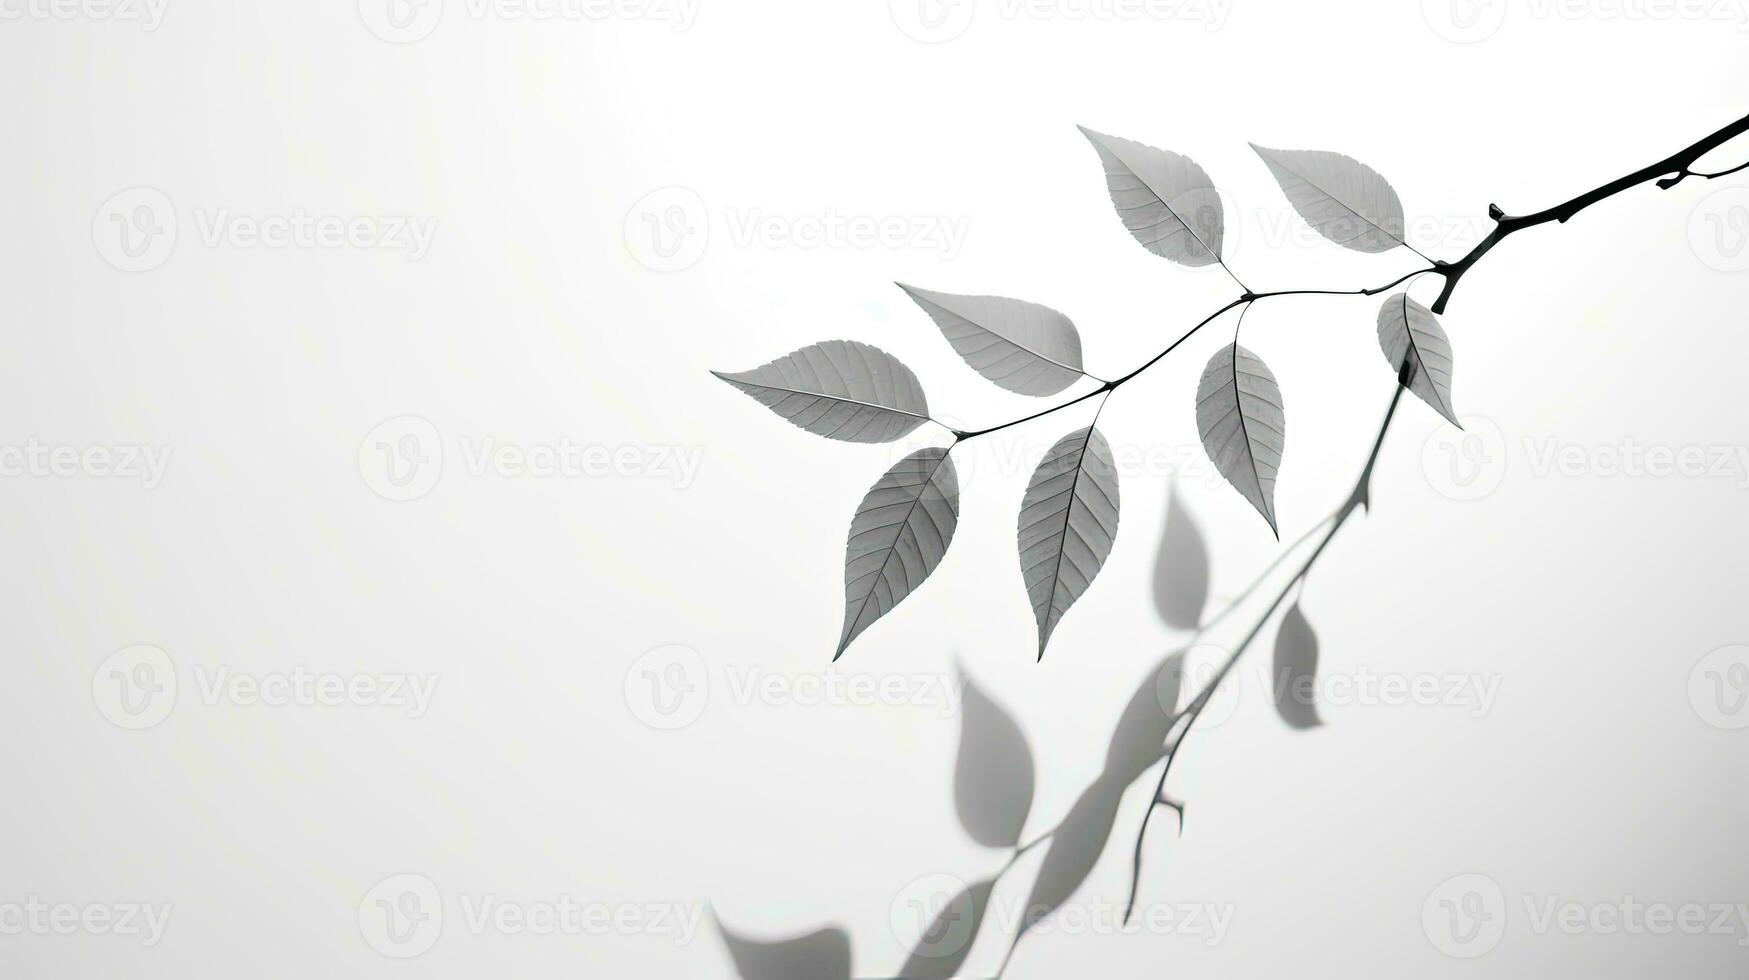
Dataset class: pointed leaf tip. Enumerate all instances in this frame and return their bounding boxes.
[1195,344,1285,536]
[1018,426,1121,659]
[1252,144,1407,254]
[836,448,960,659]
[715,340,930,444]
[1376,293,1460,428]
[898,283,1085,396]
[1080,128,1224,268]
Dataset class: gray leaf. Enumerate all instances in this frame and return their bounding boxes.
[1195,344,1286,536]
[1016,777,1124,940]
[954,677,1035,848]
[717,920,852,980]
[1079,126,1224,268]
[837,449,960,659]
[897,283,1085,397]
[1273,603,1322,730]
[713,340,930,444]
[896,877,996,979]
[1018,426,1121,659]
[1250,144,1406,253]
[1153,488,1209,630]
[1103,650,1185,782]
[1376,293,1460,428]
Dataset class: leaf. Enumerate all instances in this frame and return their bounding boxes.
[1376,293,1460,428]
[1015,777,1124,940]
[1250,144,1406,254]
[713,340,930,444]
[717,919,852,980]
[1103,650,1185,782]
[1273,603,1322,729]
[1153,488,1209,630]
[837,449,960,659]
[1079,126,1224,268]
[897,283,1086,397]
[1017,426,1121,659]
[1195,343,1285,537]
[895,877,996,979]
[954,677,1035,848]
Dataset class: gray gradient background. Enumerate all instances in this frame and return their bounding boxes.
[3,1,1748,976]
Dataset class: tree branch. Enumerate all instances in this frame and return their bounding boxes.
[1430,111,1749,313]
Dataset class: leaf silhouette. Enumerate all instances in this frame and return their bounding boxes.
[896,877,996,979]
[1273,603,1322,729]
[1376,293,1460,428]
[897,283,1086,397]
[717,919,852,980]
[954,677,1035,848]
[837,449,960,660]
[1103,650,1185,782]
[1017,426,1121,659]
[1153,488,1209,630]
[1079,126,1224,268]
[713,340,930,444]
[1016,777,1124,939]
[1195,343,1286,536]
[1250,144,1407,254]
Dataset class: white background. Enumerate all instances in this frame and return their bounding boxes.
[2,0,1747,976]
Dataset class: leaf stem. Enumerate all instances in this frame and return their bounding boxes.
[949,264,1434,444]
